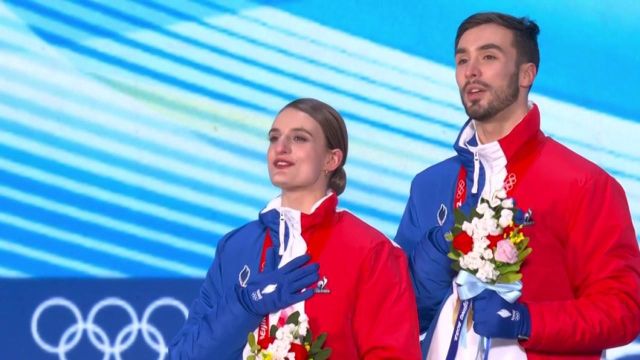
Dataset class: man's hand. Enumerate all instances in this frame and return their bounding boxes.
[472,289,531,340]
[424,226,450,256]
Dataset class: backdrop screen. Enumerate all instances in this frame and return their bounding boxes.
[1,1,638,359]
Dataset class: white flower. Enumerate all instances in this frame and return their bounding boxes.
[286,325,296,343]
[460,251,483,270]
[482,217,499,234]
[481,210,495,221]
[495,189,507,199]
[298,325,307,337]
[501,198,514,208]
[449,185,532,285]
[250,310,318,360]
[298,314,309,337]
[488,226,502,236]
[266,339,291,360]
[476,261,499,282]
[476,202,491,215]
[472,236,490,252]
[471,217,491,238]
[461,221,474,236]
[286,323,296,333]
[499,209,514,228]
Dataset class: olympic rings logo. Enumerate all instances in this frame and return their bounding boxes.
[31,297,188,360]
[456,179,465,198]
[504,173,517,191]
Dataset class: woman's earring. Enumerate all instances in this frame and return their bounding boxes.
[324,170,330,177]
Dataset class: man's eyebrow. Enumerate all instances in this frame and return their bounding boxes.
[455,43,505,55]
[478,43,505,53]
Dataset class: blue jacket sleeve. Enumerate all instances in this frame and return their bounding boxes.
[396,179,454,334]
[169,236,263,359]
[395,178,424,256]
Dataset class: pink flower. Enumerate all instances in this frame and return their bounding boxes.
[494,240,518,264]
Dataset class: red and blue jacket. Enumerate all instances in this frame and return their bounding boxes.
[170,193,421,359]
[396,104,640,359]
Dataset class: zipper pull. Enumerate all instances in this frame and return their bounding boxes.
[278,212,285,256]
[471,151,479,194]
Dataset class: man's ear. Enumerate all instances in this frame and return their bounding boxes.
[325,149,343,172]
[519,62,537,88]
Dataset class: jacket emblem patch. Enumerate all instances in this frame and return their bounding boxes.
[238,265,250,288]
[314,275,330,294]
[437,203,448,226]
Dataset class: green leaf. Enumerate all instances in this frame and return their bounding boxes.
[248,332,261,353]
[310,332,327,353]
[518,247,532,261]
[247,332,256,349]
[305,327,313,345]
[470,207,481,220]
[270,324,278,338]
[317,332,327,346]
[447,251,460,261]
[445,232,453,241]
[496,263,520,274]
[247,355,256,360]
[286,310,300,325]
[304,327,312,344]
[497,272,522,283]
[454,208,466,227]
[314,348,332,360]
[451,261,461,272]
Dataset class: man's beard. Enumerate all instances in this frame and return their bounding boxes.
[461,71,519,122]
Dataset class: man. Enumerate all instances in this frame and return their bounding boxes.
[396,12,640,359]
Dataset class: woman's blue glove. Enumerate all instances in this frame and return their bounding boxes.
[472,289,531,339]
[237,248,319,316]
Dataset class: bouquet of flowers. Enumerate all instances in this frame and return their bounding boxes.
[246,311,331,360]
[446,188,533,284]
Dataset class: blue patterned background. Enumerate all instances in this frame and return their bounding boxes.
[0,1,638,358]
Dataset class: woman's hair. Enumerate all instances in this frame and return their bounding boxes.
[280,98,348,195]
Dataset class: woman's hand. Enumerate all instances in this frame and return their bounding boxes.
[236,249,319,316]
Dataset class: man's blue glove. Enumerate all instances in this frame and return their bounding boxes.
[237,248,319,316]
[472,289,531,340]
[415,226,454,275]
[425,226,451,256]
[421,192,476,258]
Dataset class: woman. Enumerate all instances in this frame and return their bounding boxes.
[169,98,421,359]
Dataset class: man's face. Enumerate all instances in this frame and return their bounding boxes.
[455,23,521,122]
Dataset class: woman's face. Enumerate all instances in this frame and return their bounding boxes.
[267,108,332,196]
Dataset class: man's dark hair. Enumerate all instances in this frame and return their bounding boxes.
[455,12,540,69]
